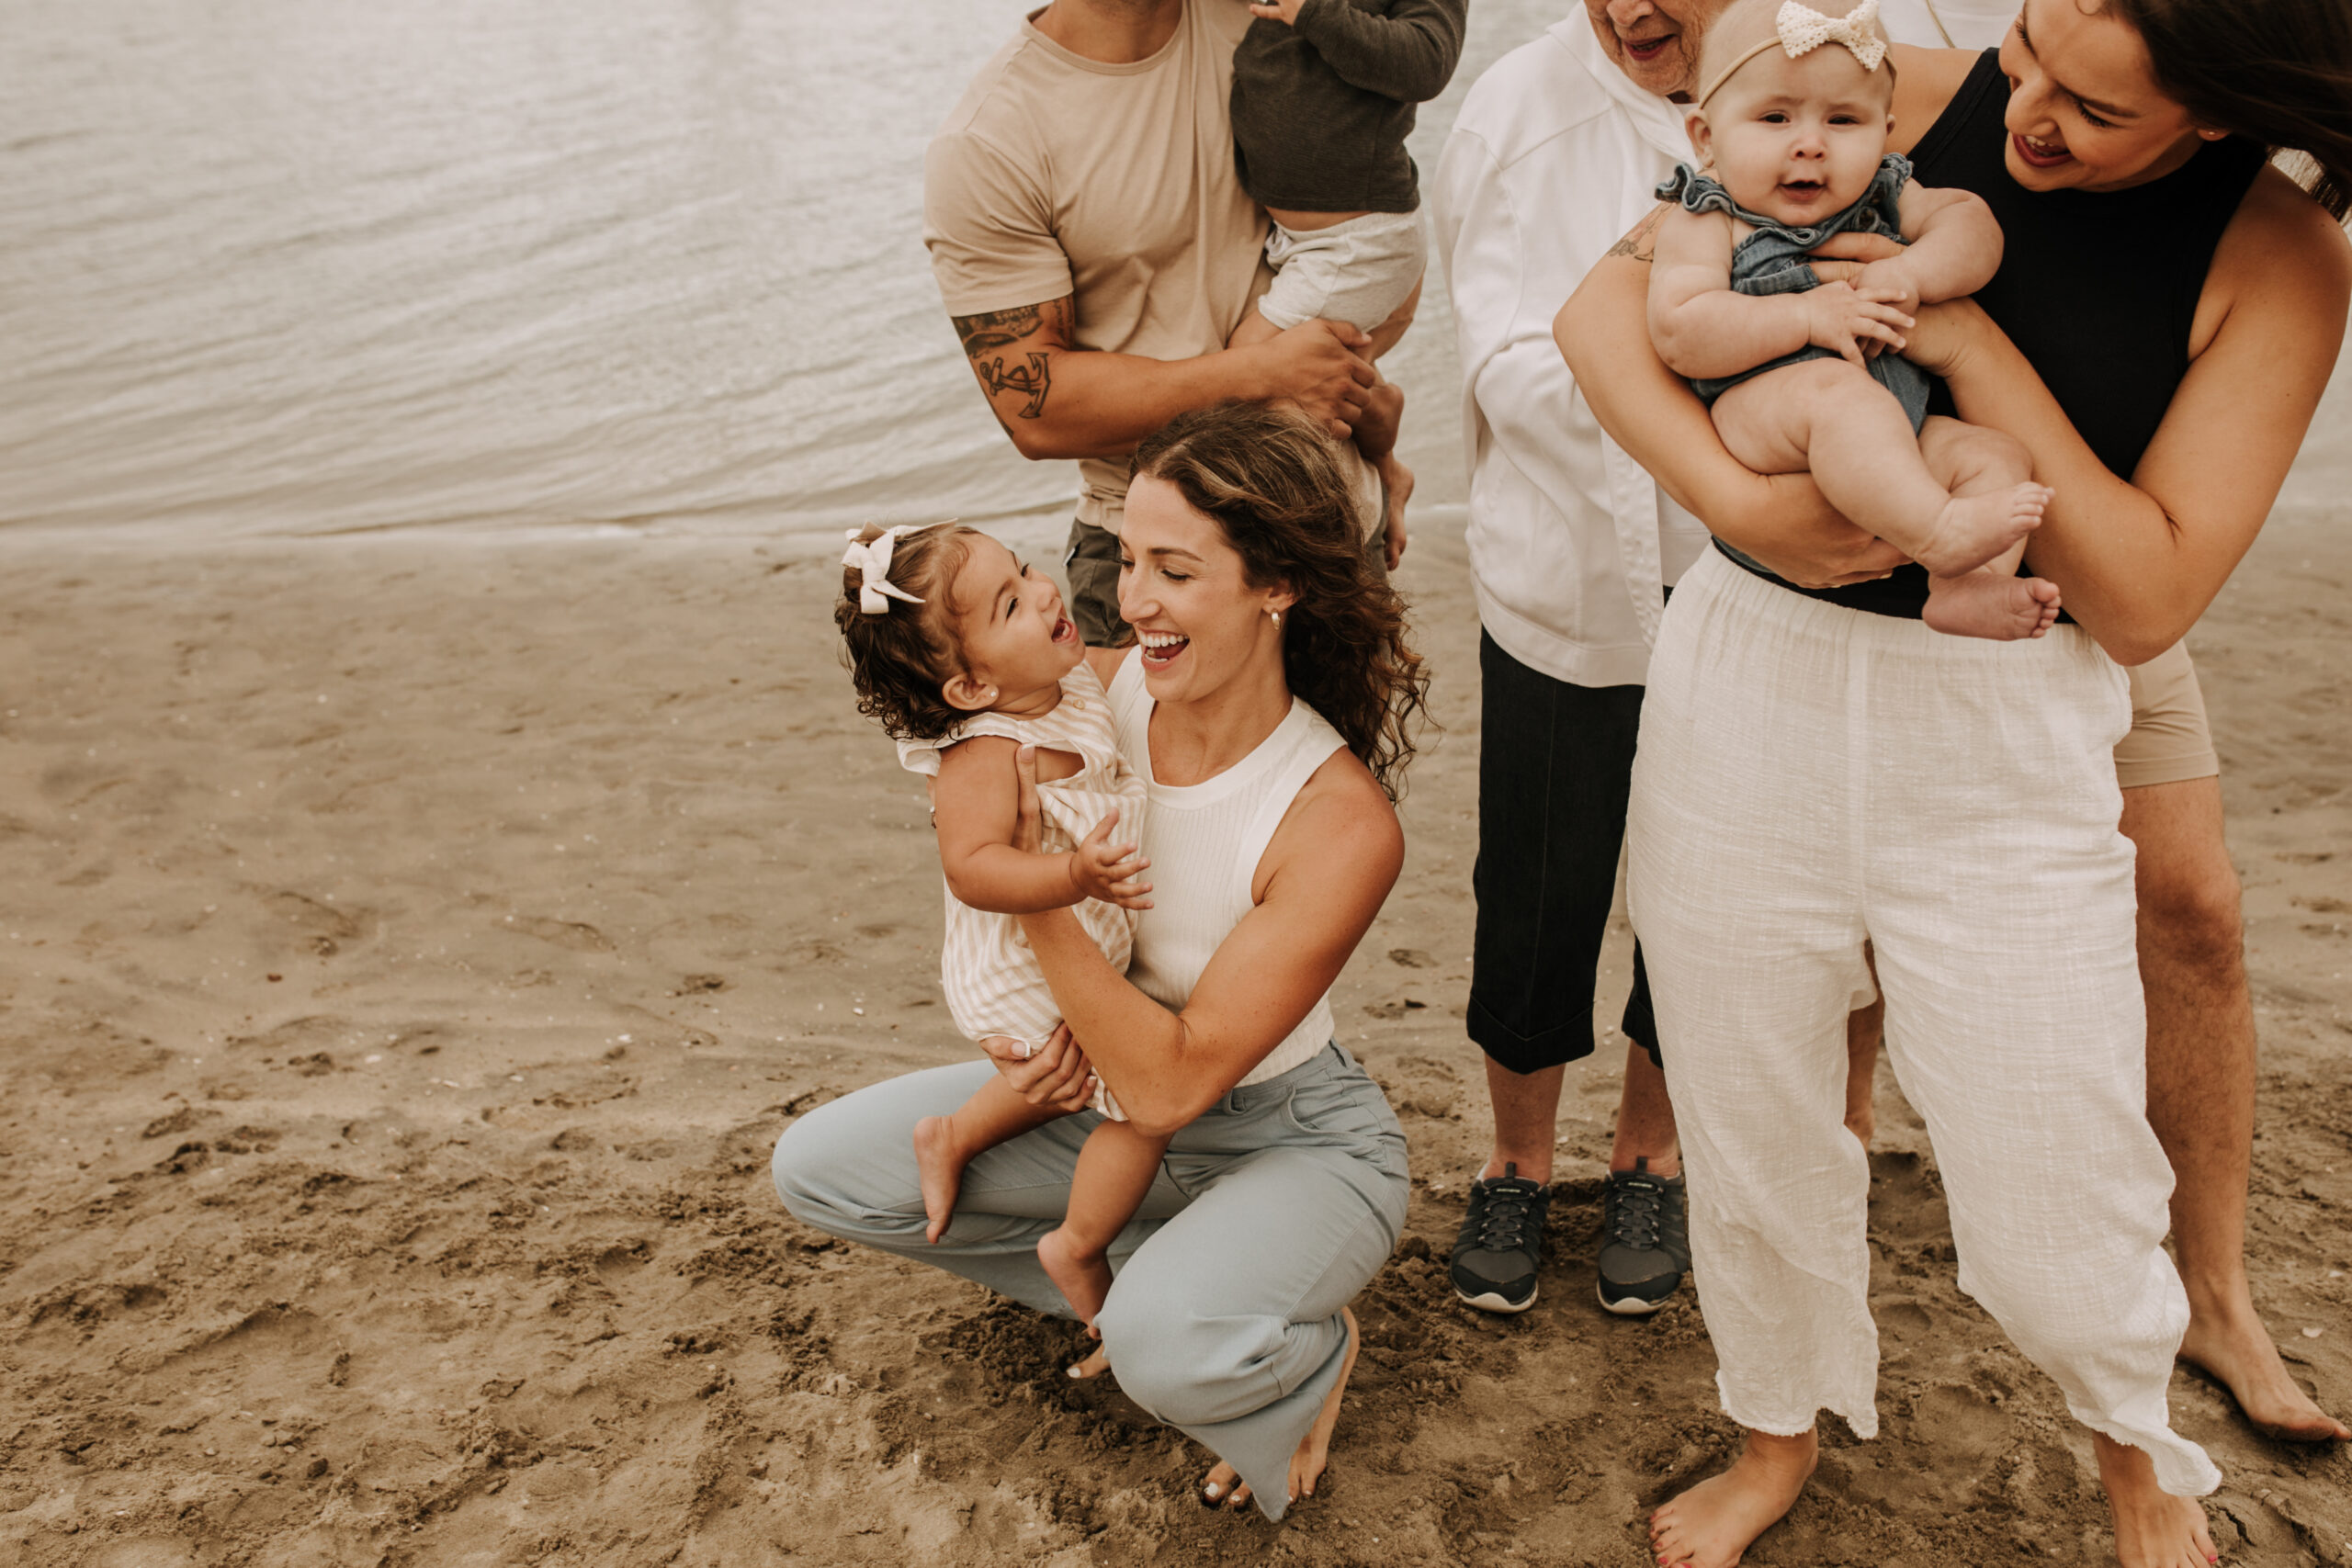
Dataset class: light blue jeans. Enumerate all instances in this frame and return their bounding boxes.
[770,1043,1408,1519]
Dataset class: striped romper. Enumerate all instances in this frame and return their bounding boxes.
[896,661,1148,1118]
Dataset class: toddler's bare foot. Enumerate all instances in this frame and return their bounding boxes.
[1200,1307,1360,1512]
[911,1115,967,1245]
[1649,1427,1816,1568]
[1038,1225,1114,1329]
[1913,481,2052,576]
[2095,1432,2218,1567]
[1923,570,2063,640]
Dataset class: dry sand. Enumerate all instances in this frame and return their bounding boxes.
[0,514,2346,1567]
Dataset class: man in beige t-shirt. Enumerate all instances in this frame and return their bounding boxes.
[925,0,1396,644]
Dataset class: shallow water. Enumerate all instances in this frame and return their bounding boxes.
[1,0,2343,543]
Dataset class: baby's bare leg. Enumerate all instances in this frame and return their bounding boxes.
[1038,1118,1174,1332]
[1915,417,2064,641]
[1713,361,2049,577]
[913,1054,1069,1245]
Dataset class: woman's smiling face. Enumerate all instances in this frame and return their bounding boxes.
[1116,475,1294,703]
[1999,0,2207,193]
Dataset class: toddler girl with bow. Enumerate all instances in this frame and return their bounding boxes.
[835,521,1160,1331]
[1647,0,2063,638]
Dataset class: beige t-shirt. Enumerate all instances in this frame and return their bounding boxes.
[923,2,1271,536]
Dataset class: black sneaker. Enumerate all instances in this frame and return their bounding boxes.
[1450,1163,1552,1314]
[1596,1156,1690,1315]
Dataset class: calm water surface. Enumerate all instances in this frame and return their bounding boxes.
[1,0,2342,541]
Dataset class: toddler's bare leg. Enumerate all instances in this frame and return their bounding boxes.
[913,1054,1069,1245]
[1713,363,2050,576]
[1915,417,2064,641]
[1038,1118,1174,1334]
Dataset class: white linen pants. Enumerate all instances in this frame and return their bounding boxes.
[1627,547,2219,1496]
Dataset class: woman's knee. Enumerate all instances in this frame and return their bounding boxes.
[770,1099,857,1229]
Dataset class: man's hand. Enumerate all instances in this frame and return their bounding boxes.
[1247,0,1306,21]
[1067,807,1153,910]
[1257,320,1377,439]
[1802,281,1913,368]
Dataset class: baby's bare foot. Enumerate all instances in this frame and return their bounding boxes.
[1649,1427,1816,1568]
[2096,1432,2219,1568]
[1914,481,2052,576]
[1923,570,2063,641]
[911,1115,966,1245]
[1038,1226,1114,1330]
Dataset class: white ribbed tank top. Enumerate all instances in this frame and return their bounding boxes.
[1107,649,1349,1089]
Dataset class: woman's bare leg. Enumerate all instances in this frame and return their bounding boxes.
[1648,1426,1818,1568]
[912,1057,1069,1245]
[1201,1306,1361,1511]
[1039,1118,1174,1332]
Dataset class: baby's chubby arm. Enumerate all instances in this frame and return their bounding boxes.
[933,736,1152,914]
[1854,183,2002,317]
[1648,204,1913,378]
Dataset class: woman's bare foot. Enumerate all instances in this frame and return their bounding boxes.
[1914,481,2052,576]
[1649,1427,1817,1568]
[1038,1225,1114,1328]
[1923,570,2063,640]
[911,1114,967,1245]
[1200,1306,1361,1512]
[2095,1431,2219,1567]
[2179,1298,2349,1442]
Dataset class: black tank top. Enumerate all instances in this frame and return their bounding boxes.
[1735,49,2267,619]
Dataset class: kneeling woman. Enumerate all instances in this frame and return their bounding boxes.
[773,401,1430,1517]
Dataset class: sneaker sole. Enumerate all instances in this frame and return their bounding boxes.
[1454,1284,1538,1314]
[1596,1281,1674,1316]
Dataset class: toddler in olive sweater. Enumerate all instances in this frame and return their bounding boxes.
[1230,0,1468,341]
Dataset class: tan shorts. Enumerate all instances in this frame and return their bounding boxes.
[2116,640,2219,790]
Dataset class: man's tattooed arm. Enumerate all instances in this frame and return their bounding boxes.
[1603,204,1668,263]
[949,297,1077,423]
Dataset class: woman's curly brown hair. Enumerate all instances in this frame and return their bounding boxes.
[1132,402,1432,800]
[834,522,982,741]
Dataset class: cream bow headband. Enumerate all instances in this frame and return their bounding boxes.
[842,525,927,615]
[1697,0,1889,107]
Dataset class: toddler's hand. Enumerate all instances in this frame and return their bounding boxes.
[1068,807,1154,911]
[1248,0,1306,21]
[1802,280,1913,369]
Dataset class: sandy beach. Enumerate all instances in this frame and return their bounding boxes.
[1,513,2346,1567]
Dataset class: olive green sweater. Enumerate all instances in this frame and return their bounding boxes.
[1231,0,1469,213]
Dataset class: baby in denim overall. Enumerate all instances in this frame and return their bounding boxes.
[1647,0,2062,640]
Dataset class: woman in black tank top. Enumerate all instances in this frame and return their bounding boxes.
[1559,1,2350,1563]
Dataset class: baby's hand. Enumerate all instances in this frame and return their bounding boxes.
[1851,258,1921,321]
[1802,280,1913,369]
[1248,0,1306,22]
[1068,807,1154,911]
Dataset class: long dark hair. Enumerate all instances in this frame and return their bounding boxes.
[1132,402,1431,800]
[2104,0,2352,221]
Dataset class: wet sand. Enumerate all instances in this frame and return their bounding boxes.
[0,516,2346,1566]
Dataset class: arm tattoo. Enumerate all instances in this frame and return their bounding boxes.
[977,351,1052,419]
[950,298,1069,421]
[1604,205,1667,263]
[953,303,1044,355]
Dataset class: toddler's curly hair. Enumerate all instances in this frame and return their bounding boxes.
[835,522,982,741]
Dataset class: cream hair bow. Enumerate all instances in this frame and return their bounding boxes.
[842,525,927,615]
[1698,0,1888,105]
[1778,0,1888,73]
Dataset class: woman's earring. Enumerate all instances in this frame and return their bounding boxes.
[1271,609,1283,630]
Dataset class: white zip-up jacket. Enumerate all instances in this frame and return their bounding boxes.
[1429,3,2006,689]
